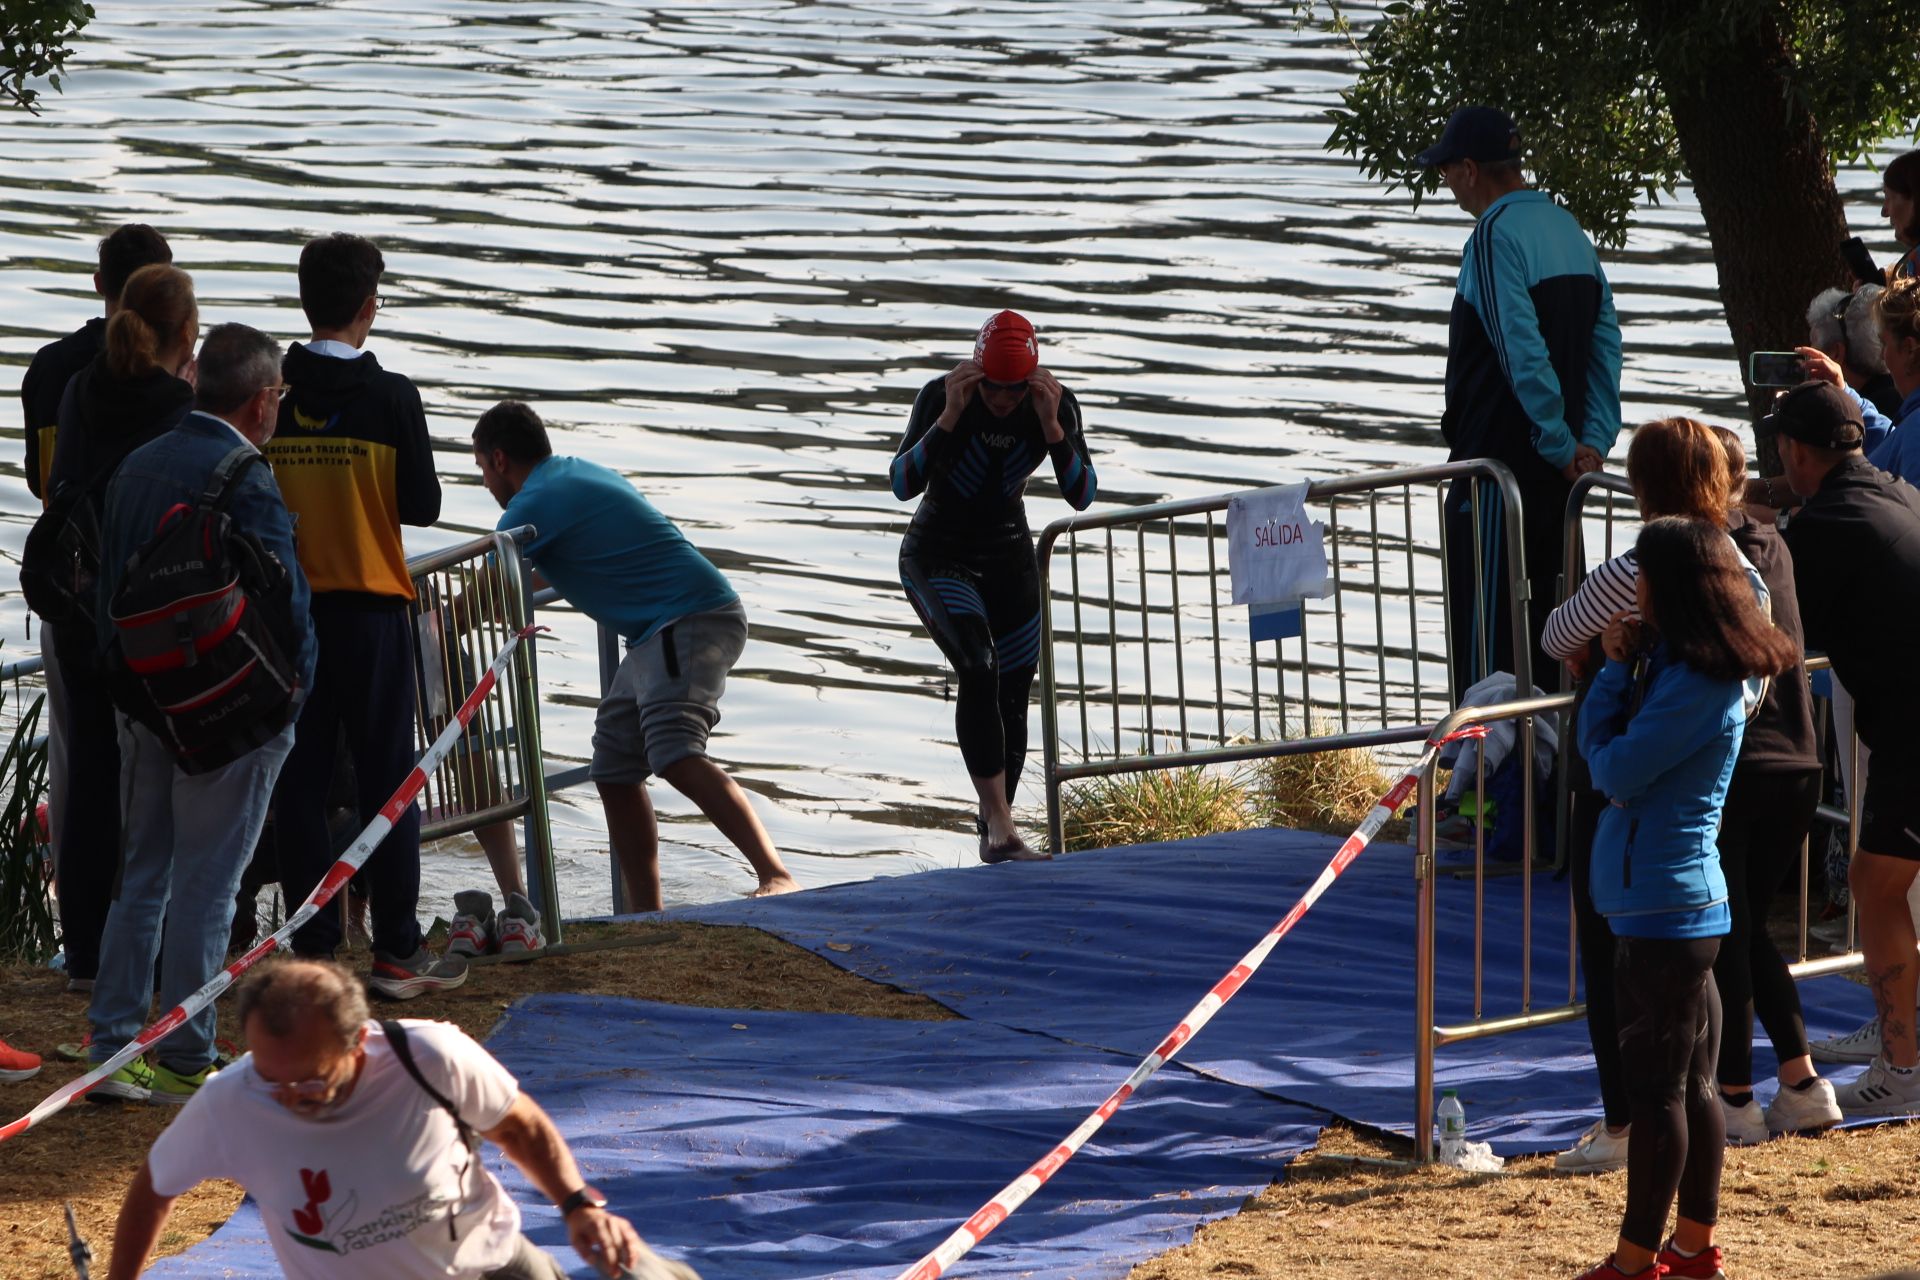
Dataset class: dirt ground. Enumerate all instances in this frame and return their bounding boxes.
[1131,1121,1920,1280]
[7,919,1920,1280]
[0,920,950,1280]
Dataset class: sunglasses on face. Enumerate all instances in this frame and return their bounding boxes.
[981,378,1029,394]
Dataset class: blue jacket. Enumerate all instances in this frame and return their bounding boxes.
[96,412,318,694]
[1578,647,1742,938]
[1866,385,1920,487]
[1445,189,1622,481]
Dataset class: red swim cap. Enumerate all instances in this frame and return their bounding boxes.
[973,310,1039,383]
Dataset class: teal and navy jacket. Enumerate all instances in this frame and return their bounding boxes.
[1578,646,1745,940]
[1445,190,1622,482]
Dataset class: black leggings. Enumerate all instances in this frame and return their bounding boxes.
[900,534,1041,793]
[1714,766,1820,1086]
[1566,718,1629,1128]
[1616,935,1723,1251]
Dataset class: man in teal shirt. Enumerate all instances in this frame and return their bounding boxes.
[474,401,800,911]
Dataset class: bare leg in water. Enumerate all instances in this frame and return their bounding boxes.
[599,763,800,912]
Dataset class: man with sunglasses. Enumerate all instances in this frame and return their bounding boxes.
[891,310,1097,862]
[104,960,693,1280]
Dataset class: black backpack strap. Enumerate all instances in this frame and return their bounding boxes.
[200,445,264,510]
[381,1020,480,1153]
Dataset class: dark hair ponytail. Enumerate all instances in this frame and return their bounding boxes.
[105,263,198,382]
[1636,517,1797,681]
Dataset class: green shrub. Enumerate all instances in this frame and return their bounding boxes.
[0,688,55,963]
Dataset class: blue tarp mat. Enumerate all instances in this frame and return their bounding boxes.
[152,994,1324,1279]
[689,829,1879,1154]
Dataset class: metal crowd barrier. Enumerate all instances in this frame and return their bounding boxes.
[1410,678,1865,1161]
[1036,460,1536,853]
[405,526,564,942]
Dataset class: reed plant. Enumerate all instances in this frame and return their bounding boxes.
[0,687,55,963]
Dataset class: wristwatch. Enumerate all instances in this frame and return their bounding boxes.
[558,1185,608,1218]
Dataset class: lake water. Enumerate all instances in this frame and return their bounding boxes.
[0,0,1905,921]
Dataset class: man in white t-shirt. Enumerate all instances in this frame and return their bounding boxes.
[105,960,696,1280]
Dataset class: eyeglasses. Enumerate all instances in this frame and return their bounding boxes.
[266,384,290,400]
[375,296,388,311]
[248,1053,355,1110]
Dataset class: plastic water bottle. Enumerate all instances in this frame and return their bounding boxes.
[1436,1090,1466,1164]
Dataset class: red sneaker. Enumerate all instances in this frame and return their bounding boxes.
[0,1038,42,1083]
[1657,1242,1725,1279]
[1573,1259,1665,1280]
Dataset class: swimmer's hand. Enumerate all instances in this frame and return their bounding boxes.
[937,360,986,430]
[1032,368,1064,442]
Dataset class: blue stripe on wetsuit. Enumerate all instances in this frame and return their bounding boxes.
[890,436,932,501]
[995,611,1043,670]
[929,575,989,620]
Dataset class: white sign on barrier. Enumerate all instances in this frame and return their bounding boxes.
[1226,483,1329,607]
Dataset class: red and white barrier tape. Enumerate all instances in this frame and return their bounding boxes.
[893,723,1488,1280]
[0,623,546,1144]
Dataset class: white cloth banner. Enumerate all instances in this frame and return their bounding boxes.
[1226,483,1330,606]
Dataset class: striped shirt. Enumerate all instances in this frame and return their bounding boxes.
[1544,539,1771,663]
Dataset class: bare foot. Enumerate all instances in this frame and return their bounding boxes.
[749,875,801,898]
[981,835,1051,864]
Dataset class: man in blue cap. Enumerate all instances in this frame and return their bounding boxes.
[1417,105,1622,702]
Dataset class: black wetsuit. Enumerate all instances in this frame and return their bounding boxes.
[892,377,1096,793]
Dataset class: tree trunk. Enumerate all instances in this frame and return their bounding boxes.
[1637,2,1851,474]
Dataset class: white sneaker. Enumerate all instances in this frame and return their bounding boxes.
[496,892,544,960]
[1765,1077,1843,1134]
[446,890,495,958]
[1719,1096,1768,1146]
[1811,1016,1882,1064]
[1552,1118,1629,1173]
[1834,1056,1920,1117]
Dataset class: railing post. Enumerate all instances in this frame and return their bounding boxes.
[595,620,625,913]
[1038,526,1065,854]
[501,533,564,946]
[1413,762,1439,1164]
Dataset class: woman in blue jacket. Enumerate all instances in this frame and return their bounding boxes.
[1574,518,1799,1280]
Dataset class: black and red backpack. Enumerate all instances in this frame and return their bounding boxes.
[105,445,301,773]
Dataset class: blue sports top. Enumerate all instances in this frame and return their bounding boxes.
[498,455,737,645]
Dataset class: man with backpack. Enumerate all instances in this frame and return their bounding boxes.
[83,322,315,1105]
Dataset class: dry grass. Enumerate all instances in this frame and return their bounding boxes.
[1131,1120,1920,1280]
[1062,766,1255,852]
[1251,727,1408,842]
[0,919,951,1280]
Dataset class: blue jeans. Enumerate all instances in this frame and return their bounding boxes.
[90,720,295,1073]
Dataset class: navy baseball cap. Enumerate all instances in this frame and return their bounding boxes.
[1416,106,1522,168]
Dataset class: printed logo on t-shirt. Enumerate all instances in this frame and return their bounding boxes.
[285,1165,452,1254]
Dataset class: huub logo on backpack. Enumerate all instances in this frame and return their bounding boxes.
[105,446,302,774]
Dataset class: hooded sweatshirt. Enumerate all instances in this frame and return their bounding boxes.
[265,343,441,605]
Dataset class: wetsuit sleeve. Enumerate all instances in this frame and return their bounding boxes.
[1484,225,1577,471]
[395,381,442,527]
[890,381,953,501]
[1542,552,1637,661]
[1582,274,1623,455]
[1582,662,1736,804]
[1047,391,1096,511]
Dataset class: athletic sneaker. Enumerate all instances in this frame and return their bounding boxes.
[1833,1055,1920,1117]
[980,833,1051,864]
[1811,1015,1887,1064]
[447,890,496,958]
[87,1059,155,1104]
[150,1062,217,1106]
[66,976,93,995]
[368,947,469,1000]
[1719,1095,1767,1146]
[0,1038,41,1083]
[496,892,544,959]
[1656,1241,1725,1279]
[54,1032,91,1063]
[1765,1077,1843,1134]
[1571,1256,1663,1279]
[1552,1118,1630,1174]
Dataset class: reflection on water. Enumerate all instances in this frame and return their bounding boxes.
[0,1,1904,917]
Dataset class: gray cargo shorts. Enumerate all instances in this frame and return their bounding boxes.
[589,601,748,784]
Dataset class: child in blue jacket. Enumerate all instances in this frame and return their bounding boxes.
[1573,518,1799,1280]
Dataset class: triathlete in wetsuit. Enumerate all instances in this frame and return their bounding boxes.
[892,310,1097,863]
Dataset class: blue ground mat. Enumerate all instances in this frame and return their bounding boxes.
[688,829,1879,1154]
[151,994,1324,1279]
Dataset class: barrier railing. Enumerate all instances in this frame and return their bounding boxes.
[1410,679,1863,1162]
[1036,460,1535,853]
[405,526,563,943]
